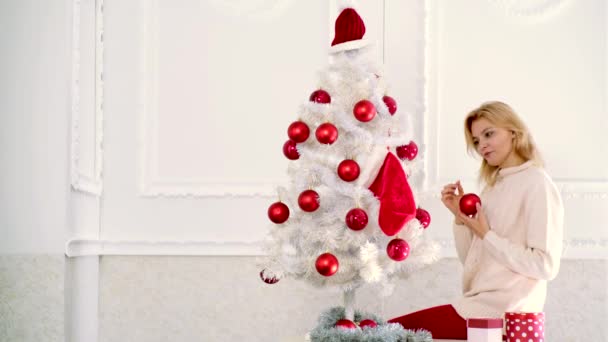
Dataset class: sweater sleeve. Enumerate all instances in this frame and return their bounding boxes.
[453,220,474,265]
[482,175,564,280]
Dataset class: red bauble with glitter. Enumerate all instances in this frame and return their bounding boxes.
[298,190,320,212]
[460,193,481,216]
[268,202,290,224]
[382,95,397,115]
[359,319,378,329]
[396,141,418,161]
[345,208,368,231]
[353,100,376,122]
[387,238,410,261]
[287,121,310,143]
[283,140,299,160]
[337,159,360,182]
[316,253,339,276]
[309,89,331,104]
[315,123,338,144]
[415,208,431,229]
[335,319,357,329]
[259,269,279,284]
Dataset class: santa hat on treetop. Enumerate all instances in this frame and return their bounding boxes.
[329,6,370,53]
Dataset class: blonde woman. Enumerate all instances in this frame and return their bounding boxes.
[389,101,564,340]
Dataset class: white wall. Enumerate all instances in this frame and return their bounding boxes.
[0,0,71,255]
[1,0,607,341]
[0,1,72,341]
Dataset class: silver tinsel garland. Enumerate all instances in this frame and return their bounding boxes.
[308,307,433,342]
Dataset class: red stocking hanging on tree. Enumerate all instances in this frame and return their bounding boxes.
[368,152,417,236]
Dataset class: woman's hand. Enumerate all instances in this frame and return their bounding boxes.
[457,203,491,239]
[441,181,465,223]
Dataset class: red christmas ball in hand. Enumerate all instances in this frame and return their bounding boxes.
[259,269,279,284]
[359,319,378,329]
[309,89,331,104]
[337,159,360,182]
[298,190,320,212]
[460,193,481,216]
[383,95,397,115]
[396,141,418,161]
[287,121,310,143]
[415,208,431,229]
[316,253,339,276]
[283,140,299,160]
[345,208,368,231]
[335,319,357,329]
[387,238,410,261]
[315,123,338,144]
[353,100,377,122]
[268,202,289,224]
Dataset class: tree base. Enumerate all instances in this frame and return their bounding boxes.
[308,306,433,342]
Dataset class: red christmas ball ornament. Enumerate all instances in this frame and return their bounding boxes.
[383,95,397,115]
[337,159,360,182]
[287,121,310,143]
[335,319,357,329]
[298,189,320,212]
[359,319,378,329]
[460,193,481,216]
[259,269,279,284]
[315,123,338,145]
[267,202,289,224]
[345,208,368,231]
[396,141,419,161]
[387,238,410,261]
[315,253,339,276]
[283,140,300,160]
[353,100,377,122]
[309,89,331,104]
[415,208,431,229]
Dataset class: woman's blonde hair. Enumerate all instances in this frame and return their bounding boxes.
[464,101,543,186]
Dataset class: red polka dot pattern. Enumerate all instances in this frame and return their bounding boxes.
[505,312,545,342]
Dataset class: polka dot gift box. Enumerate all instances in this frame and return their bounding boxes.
[504,312,545,342]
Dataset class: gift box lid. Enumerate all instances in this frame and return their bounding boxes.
[467,318,504,329]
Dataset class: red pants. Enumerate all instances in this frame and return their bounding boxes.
[388,304,467,340]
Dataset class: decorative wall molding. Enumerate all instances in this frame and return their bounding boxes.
[486,0,569,18]
[70,0,104,196]
[138,0,286,198]
[64,237,606,258]
[422,0,608,199]
[65,238,263,257]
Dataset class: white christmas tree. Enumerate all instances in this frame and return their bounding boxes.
[260,6,439,324]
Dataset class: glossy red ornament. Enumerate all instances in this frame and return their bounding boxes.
[259,269,279,284]
[335,319,357,329]
[309,89,331,104]
[359,319,378,329]
[316,253,339,276]
[283,140,299,160]
[415,208,431,229]
[353,100,376,122]
[460,193,481,216]
[315,123,338,144]
[298,190,320,212]
[345,208,368,231]
[396,141,418,161]
[268,202,289,224]
[382,95,397,115]
[387,238,410,261]
[287,121,310,143]
[337,159,360,182]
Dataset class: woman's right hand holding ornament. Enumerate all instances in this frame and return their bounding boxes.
[441,180,465,224]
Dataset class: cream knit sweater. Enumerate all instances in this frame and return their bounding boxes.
[451,160,564,319]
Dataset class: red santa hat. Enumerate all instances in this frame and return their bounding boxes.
[329,7,370,53]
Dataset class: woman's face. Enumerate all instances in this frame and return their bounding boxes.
[470,118,514,167]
